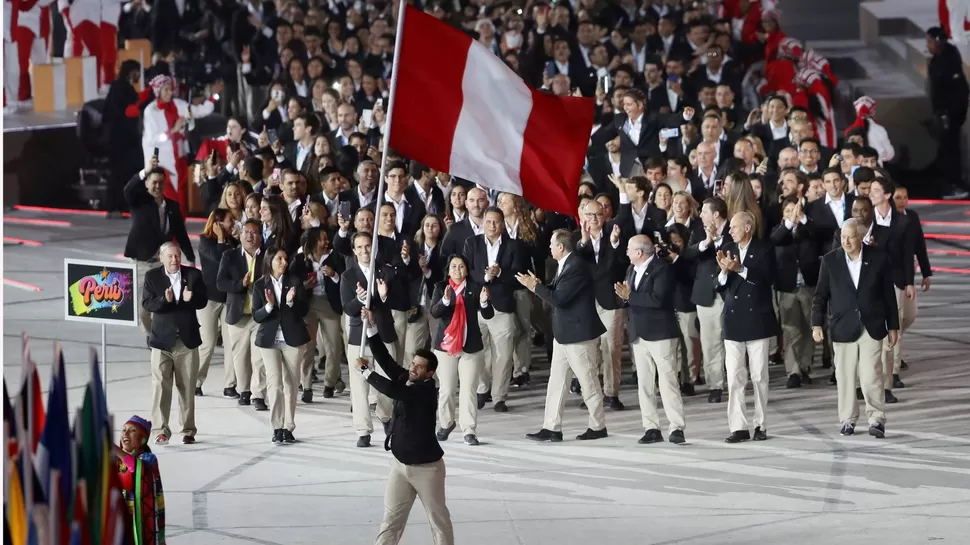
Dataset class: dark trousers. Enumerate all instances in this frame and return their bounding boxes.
[938,110,968,192]
[106,146,143,213]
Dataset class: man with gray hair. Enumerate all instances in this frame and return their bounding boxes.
[615,234,688,444]
[716,211,779,443]
[811,218,898,438]
[142,242,208,445]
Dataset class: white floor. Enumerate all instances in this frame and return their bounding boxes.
[4,204,970,544]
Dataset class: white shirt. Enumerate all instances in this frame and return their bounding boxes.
[698,167,716,190]
[266,275,288,342]
[506,220,519,240]
[413,183,434,213]
[469,218,484,237]
[718,241,750,285]
[770,120,788,140]
[625,114,643,146]
[874,205,893,227]
[666,83,679,111]
[287,198,302,222]
[633,256,654,289]
[825,193,846,228]
[609,153,622,178]
[484,235,502,268]
[320,191,339,216]
[554,60,569,74]
[555,252,573,279]
[165,269,182,302]
[357,187,375,208]
[309,251,338,296]
[863,222,875,246]
[385,192,407,233]
[631,202,649,233]
[845,250,863,289]
[295,141,312,171]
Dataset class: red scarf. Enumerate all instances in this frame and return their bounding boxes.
[157,98,185,158]
[440,279,467,356]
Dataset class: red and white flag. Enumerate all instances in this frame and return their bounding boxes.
[389,5,594,217]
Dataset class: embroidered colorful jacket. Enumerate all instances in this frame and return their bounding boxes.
[117,451,166,545]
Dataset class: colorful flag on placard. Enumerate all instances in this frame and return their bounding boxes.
[7,460,28,545]
[37,346,73,506]
[16,346,46,455]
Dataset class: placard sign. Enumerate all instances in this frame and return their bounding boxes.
[64,259,139,326]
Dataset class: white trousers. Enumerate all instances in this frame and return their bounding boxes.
[631,338,686,434]
[476,311,516,401]
[696,298,726,389]
[595,303,626,397]
[724,337,770,432]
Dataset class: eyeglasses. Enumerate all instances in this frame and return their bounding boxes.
[707,51,720,57]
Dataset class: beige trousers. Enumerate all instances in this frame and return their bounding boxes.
[260,343,304,431]
[196,300,231,388]
[724,337,770,432]
[134,259,158,334]
[835,331,887,426]
[543,339,606,432]
[348,343,395,437]
[150,340,198,438]
[512,289,535,376]
[303,297,345,389]
[883,287,916,382]
[676,311,700,382]
[595,303,625,397]
[777,287,814,376]
[434,349,484,435]
[391,309,409,364]
[403,312,431,371]
[476,311,516,401]
[226,315,260,394]
[375,457,454,545]
[696,297,726,389]
[631,338,686,433]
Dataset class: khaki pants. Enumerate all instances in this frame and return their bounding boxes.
[260,343,304,431]
[404,312,431,371]
[150,340,198,438]
[595,303,625,397]
[676,311,699,382]
[883,287,916,383]
[631,338,685,434]
[196,300,231,389]
[724,337,770,432]
[511,289,534,376]
[777,287,814,377]
[134,259,158,335]
[696,298,726,390]
[434,349,484,435]
[375,457,454,545]
[476,311,515,402]
[348,343,395,437]
[835,331,887,426]
[391,309,409,364]
[226,315,260,394]
[303,297,345,389]
[543,339,606,432]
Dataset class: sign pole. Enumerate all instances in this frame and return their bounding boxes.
[101,323,108,394]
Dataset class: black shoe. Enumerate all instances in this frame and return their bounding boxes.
[786,374,801,388]
[855,388,864,401]
[526,429,563,442]
[694,376,706,386]
[494,401,508,413]
[577,427,608,440]
[604,396,625,410]
[753,427,767,441]
[382,419,391,436]
[821,358,832,369]
[725,430,750,443]
[840,423,855,436]
[223,387,240,399]
[800,371,813,385]
[868,423,885,438]
[477,393,488,410]
[511,373,531,387]
[238,391,252,406]
[464,434,480,446]
[322,386,335,399]
[900,359,909,370]
[769,352,784,365]
[357,434,371,448]
[437,422,456,441]
[272,429,284,444]
[622,372,639,386]
[195,386,203,396]
[282,429,296,444]
[182,435,196,444]
[253,398,268,411]
[893,374,905,389]
[669,430,686,445]
[884,390,898,404]
[533,332,545,346]
[829,373,837,385]
[301,388,313,404]
[638,429,664,444]
[708,389,723,403]
[334,379,346,394]
[680,382,696,396]
[570,378,581,395]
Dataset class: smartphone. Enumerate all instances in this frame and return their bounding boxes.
[375,98,383,110]
[361,109,374,128]
[307,271,316,282]
[272,167,281,182]
[667,74,679,83]
[759,157,769,169]
[659,127,680,139]
[267,129,278,144]
[339,201,351,220]
[152,147,159,159]
[714,179,724,197]
[600,75,610,94]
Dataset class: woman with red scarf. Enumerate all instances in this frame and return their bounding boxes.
[430,255,494,447]
[115,415,166,545]
[141,75,220,215]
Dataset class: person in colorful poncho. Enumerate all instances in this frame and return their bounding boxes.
[116,415,166,545]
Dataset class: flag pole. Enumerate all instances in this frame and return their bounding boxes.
[22,333,34,512]
[358,0,408,351]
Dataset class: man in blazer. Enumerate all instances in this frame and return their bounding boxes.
[586,136,644,202]
[812,219,898,438]
[279,113,319,177]
[340,232,399,448]
[574,201,628,410]
[406,163,446,217]
[384,161,427,239]
[142,242,208,446]
[216,220,267,410]
[339,160,379,218]
[807,168,855,254]
[679,197,732,403]
[615,235,687,445]
[519,229,608,442]
[462,207,525,412]
[715,211,779,444]
[125,160,196,336]
[590,88,683,161]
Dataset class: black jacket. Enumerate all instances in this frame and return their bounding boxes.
[929,42,970,117]
[623,257,680,342]
[405,183,446,218]
[463,233,526,314]
[429,281,494,354]
[806,193,854,255]
[288,250,346,316]
[769,218,821,291]
[251,274,311,348]
[123,173,196,263]
[197,236,236,304]
[715,239,780,342]
[340,263,398,346]
[533,253,606,344]
[572,227,628,310]
[812,246,899,343]
[142,265,208,350]
[216,246,264,325]
[440,218,478,263]
[902,208,933,280]
[362,333,443,465]
[870,206,916,290]
[680,221,732,307]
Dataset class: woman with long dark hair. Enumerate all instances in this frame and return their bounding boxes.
[497,193,541,386]
[408,214,447,361]
[259,195,300,254]
[195,208,239,397]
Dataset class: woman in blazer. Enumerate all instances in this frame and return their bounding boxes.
[259,195,300,255]
[406,214,446,365]
[289,227,346,402]
[252,247,311,444]
[430,255,494,446]
[196,208,238,397]
[666,222,701,394]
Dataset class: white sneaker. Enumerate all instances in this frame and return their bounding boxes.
[943,188,969,200]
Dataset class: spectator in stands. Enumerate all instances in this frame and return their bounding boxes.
[927,26,970,198]
[103,59,149,218]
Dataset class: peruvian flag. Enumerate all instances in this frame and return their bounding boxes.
[388,5,594,217]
